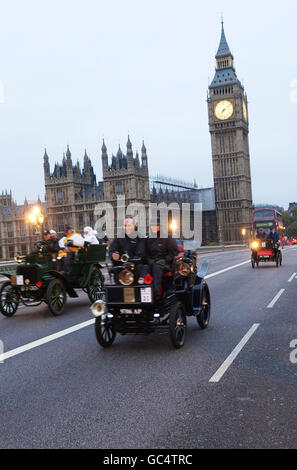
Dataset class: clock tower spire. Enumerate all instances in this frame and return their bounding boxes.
[207,21,253,244]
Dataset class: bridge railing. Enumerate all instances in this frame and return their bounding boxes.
[0,261,18,278]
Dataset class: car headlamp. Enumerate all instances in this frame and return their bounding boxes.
[118,269,134,286]
[91,300,107,317]
[251,241,259,250]
[178,262,191,277]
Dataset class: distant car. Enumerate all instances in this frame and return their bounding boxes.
[292,239,297,245]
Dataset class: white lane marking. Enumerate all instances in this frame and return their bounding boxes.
[205,260,250,279]
[0,259,250,362]
[288,273,296,283]
[209,323,260,383]
[0,319,95,362]
[267,289,285,309]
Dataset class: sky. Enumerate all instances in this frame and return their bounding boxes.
[0,0,296,209]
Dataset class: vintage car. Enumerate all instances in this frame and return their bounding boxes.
[91,250,211,349]
[0,243,106,317]
[250,238,282,268]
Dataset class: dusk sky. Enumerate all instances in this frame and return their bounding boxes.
[0,0,296,209]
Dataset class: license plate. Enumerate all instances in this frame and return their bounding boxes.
[262,242,266,248]
[120,309,142,314]
[124,288,135,303]
[11,275,24,286]
[141,287,152,303]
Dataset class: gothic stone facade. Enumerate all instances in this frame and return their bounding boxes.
[207,22,253,244]
[44,137,150,236]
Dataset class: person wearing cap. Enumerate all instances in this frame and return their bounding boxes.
[146,216,178,300]
[109,216,145,265]
[46,230,60,254]
[31,230,59,255]
[83,226,99,245]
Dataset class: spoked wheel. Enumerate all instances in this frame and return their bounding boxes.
[95,315,116,348]
[169,301,187,349]
[0,281,19,317]
[46,279,67,316]
[197,283,211,329]
[87,267,105,303]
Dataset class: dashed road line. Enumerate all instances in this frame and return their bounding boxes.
[267,289,285,309]
[205,260,250,279]
[209,323,260,383]
[288,273,296,283]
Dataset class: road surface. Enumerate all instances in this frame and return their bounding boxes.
[0,247,296,449]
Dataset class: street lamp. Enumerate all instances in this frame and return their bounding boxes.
[27,205,44,235]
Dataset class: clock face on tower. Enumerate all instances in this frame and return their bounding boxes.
[242,101,248,121]
[214,100,234,120]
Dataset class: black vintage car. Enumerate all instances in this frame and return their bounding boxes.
[0,243,106,317]
[91,250,211,349]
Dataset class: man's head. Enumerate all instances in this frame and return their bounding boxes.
[43,230,51,241]
[124,217,136,236]
[64,225,73,236]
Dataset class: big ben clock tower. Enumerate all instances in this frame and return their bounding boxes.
[208,21,253,244]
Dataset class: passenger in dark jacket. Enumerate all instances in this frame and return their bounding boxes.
[146,218,178,299]
[109,217,145,265]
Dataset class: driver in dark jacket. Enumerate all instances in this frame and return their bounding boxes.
[109,216,145,265]
[146,216,178,300]
[31,230,59,255]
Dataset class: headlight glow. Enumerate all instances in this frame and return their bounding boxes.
[251,241,259,249]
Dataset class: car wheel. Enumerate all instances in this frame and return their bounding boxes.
[0,281,19,317]
[169,301,187,349]
[46,279,67,316]
[87,267,105,303]
[94,315,116,347]
[197,283,211,329]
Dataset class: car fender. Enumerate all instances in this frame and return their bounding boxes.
[45,271,78,298]
[192,274,209,312]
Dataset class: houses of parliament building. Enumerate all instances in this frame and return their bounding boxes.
[0,22,253,260]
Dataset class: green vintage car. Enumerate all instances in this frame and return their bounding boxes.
[0,243,107,317]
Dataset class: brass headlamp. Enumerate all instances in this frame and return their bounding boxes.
[118,269,134,286]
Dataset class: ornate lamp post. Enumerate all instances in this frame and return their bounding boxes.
[27,205,44,235]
